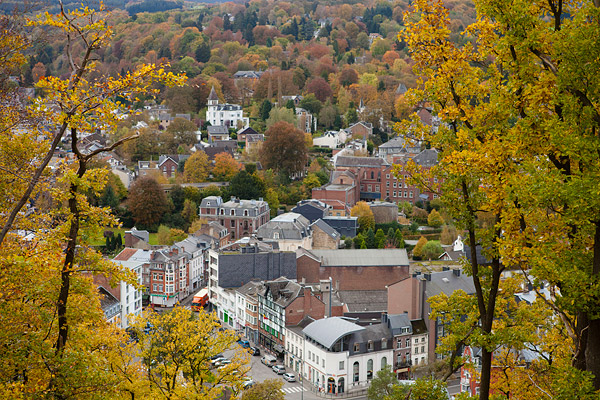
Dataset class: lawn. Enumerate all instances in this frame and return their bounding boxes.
[88,228,158,246]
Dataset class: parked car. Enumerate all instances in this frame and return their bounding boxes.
[214,358,230,367]
[249,346,261,356]
[261,355,277,366]
[272,364,286,374]
[243,379,255,389]
[210,356,227,366]
[282,373,296,382]
[210,354,224,361]
[237,339,250,348]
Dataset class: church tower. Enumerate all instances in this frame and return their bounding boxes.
[208,86,219,106]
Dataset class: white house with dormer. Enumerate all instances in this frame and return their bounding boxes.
[206,87,249,129]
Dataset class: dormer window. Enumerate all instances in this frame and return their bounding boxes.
[353,343,360,352]
[230,210,235,216]
[244,209,248,216]
[367,340,373,351]
[381,339,387,349]
[220,209,225,215]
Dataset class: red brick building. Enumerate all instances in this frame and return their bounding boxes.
[312,150,441,208]
[296,249,410,291]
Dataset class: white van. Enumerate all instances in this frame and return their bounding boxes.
[260,355,277,367]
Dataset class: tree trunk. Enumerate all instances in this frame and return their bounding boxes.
[479,348,493,400]
[586,221,600,389]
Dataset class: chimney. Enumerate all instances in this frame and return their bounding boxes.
[424,273,431,281]
[442,266,449,271]
[453,269,460,277]
[230,196,235,201]
[259,197,264,202]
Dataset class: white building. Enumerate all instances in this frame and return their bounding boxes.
[206,86,249,129]
[411,319,429,367]
[302,317,394,395]
[112,249,149,329]
[312,130,347,149]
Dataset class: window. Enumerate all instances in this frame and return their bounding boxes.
[354,343,360,352]
[386,181,389,187]
[415,347,419,354]
[339,361,344,370]
[244,209,248,216]
[393,191,396,197]
[230,209,235,216]
[381,339,387,349]
[381,357,387,369]
[368,185,372,192]
[322,359,325,368]
[367,359,373,380]
[367,340,373,351]
[421,345,425,353]
[371,171,374,179]
[406,338,410,347]
[353,362,359,383]
[409,191,413,198]
[386,174,390,179]
[393,182,397,188]
[414,338,418,344]
[316,356,319,364]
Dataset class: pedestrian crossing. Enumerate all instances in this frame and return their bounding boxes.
[281,386,303,394]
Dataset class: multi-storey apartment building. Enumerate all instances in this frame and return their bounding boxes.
[312,151,441,208]
[148,247,190,307]
[199,196,270,240]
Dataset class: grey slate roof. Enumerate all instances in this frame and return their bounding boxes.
[335,156,390,168]
[200,195,223,208]
[412,148,439,167]
[310,219,340,240]
[261,277,303,308]
[303,317,365,349]
[256,213,310,241]
[305,249,409,267]
[99,287,120,320]
[208,125,229,135]
[387,313,412,331]
[208,86,218,101]
[339,290,387,312]
[422,269,476,298]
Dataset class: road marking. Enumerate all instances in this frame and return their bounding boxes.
[281,386,303,393]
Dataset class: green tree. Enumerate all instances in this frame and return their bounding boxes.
[266,107,296,130]
[398,201,413,216]
[226,170,266,200]
[394,228,405,249]
[365,227,376,249]
[298,93,323,115]
[260,99,272,121]
[440,225,457,245]
[353,233,366,249]
[99,184,119,210]
[422,240,443,260]
[375,228,386,249]
[367,365,408,400]
[427,209,444,228]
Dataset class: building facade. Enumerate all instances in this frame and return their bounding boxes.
[199,196,270,240]
[206,86,249,129]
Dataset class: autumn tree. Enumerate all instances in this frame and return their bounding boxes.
[350,201,375,232]
[427,209,443,228]
[260,121,308,176]
[305,76,333,102]
[241,379,284,400]
[213,152,241,181]
[128,177,170,229]
[265,106,296,129]
[183,151,210,183]
[132,307,249,398]
[401,0,600,394]
[367,365,407,400]
[0,4,184,398]
[412,236,427,259]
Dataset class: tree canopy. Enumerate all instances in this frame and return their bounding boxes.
[260,121,308,176]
